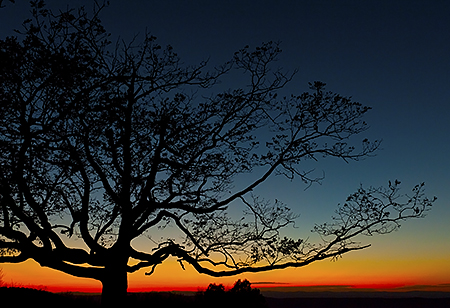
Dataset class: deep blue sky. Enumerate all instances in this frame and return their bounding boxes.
[1,0,449,288]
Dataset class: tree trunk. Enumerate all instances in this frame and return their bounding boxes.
[100,266,128,306]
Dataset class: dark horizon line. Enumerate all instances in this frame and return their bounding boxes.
[4,282,450,295]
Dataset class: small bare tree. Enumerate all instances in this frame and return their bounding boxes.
[0,2,435,305]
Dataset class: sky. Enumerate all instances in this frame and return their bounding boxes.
[1,0,449,293]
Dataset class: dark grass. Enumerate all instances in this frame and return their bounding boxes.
[0,287,96,307]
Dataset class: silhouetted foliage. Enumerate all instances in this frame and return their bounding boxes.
[198,279,267,308]
[204,282,226,298]
[0,1,435,306]
[200,283,227,306]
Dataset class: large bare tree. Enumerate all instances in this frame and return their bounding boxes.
[0,2,435,305]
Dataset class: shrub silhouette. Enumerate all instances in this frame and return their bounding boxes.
[203,282,227,302]
[198,279,267,308]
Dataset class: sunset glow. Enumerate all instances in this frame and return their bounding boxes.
[2,254,449,293]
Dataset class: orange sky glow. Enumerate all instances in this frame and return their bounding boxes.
[2,252,450,294]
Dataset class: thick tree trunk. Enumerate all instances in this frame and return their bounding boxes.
[100,266,128,306]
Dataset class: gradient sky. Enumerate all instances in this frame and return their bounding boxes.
[1,0,449,293]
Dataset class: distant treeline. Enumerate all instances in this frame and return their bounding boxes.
[0,279,268,308]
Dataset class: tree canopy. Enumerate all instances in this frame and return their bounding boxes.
[0,1,435,305]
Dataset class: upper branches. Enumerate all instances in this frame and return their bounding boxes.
[314,180,435,240]
[0,1,434,282]
[136,181,434,277]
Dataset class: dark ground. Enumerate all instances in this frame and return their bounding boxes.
[2,287,450,308]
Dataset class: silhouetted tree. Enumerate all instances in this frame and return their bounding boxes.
[0,1,435,306]
[229,279,266,308]
[199,280,266,308]
[205,282,226,295]
[202,282,227,305]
